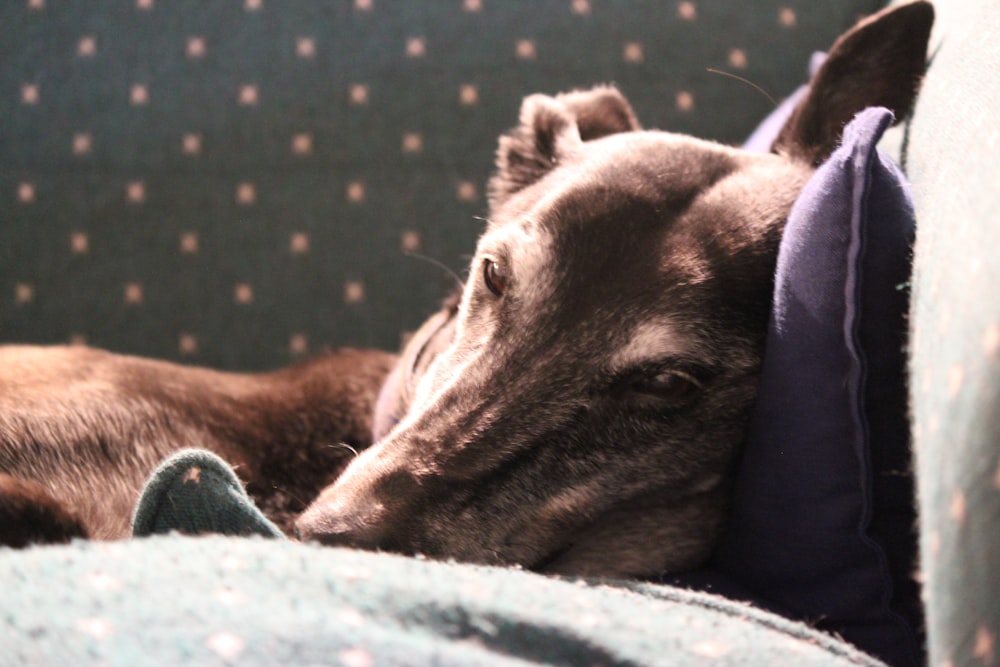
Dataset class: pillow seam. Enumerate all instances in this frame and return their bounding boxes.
[847,110,919,666]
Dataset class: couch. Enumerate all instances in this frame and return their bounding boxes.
[2,2,997,666]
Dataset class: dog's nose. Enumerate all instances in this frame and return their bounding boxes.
[295,468,424,550]
[294,492,386,547]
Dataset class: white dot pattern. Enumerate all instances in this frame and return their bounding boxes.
[130,84,149,105]
[906,29,1000,659]
[1,1,835,368]
[296,36,315,58]
[206,631,245,660]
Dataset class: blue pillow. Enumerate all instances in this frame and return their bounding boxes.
[685,107,919,667]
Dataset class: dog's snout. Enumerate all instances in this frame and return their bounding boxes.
[295,497,381,549]
[295,468,422,551]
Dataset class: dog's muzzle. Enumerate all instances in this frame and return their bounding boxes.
[370,303,458,443]
[295,461,425,553]
[294,493,384,548]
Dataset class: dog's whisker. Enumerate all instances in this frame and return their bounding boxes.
[403,250,465,289]
[271,484,309,508]
[327,441,361,459]
[705,68,778,108]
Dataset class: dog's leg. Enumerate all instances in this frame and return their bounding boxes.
[0,473,88,548]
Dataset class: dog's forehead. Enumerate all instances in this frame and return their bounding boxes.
[488,131,800,281]
[491,131,744,229]
[492,131,803,243]
[476,130,808,357]
[577,131,744,194]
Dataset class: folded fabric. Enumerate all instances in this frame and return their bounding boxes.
[2,535,887,667]
[132,449,284,540]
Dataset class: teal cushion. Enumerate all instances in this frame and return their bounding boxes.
[905,0,1000,665]
[1,536,887,666]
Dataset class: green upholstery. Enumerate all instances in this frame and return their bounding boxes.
[2,536,886,667]
[905,0,1000,665]
[0,0,881,369]
[131,449,284,540]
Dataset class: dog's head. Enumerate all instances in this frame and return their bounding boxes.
[298,2,933,578]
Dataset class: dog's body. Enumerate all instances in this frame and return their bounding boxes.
[0,345,396,543]
[0,3,932,577]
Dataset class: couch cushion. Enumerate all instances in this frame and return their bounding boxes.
[904,1,1000,665]
[0,535,888,667]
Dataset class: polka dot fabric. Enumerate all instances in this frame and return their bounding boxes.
[0,0,881,369]
[1,535,887,666]
[905,0,1000,665]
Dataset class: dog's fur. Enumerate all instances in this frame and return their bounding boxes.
[0,346,396,538]
[0,3,932,579]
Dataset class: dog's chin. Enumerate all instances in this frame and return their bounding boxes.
[517,494,728,579]
[529,544,575,573]
[528,538,712,580]
[527,541,645,579]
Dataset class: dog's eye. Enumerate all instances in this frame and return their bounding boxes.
[631,371,700,403]
[483,259,509,297]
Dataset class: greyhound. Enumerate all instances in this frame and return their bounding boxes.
[0,3,932,579]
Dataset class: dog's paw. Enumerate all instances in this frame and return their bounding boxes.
[0,473,88,548]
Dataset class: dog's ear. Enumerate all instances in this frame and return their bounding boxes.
[489,86,640,207]
[554,87,642,141]
[772,0,934,165]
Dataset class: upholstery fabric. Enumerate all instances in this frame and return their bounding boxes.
[131,449,283,540]
[0,535,888,667]
[905,0,1000,665]
[0,0,882,370]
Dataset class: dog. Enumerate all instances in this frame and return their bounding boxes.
[1,3,932,579]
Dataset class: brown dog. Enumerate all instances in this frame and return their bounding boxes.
[1,3,932,579]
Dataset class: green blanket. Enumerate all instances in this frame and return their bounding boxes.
[4,534,883,666]
[9,449,868,666]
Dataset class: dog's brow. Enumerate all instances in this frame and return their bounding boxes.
[609,320,690,371]
[478,216,537,256]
